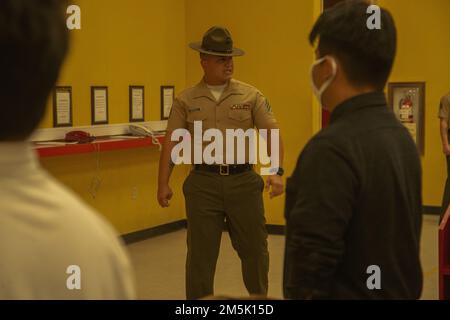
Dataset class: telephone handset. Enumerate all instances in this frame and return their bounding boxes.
[65,130,95,144]
[129,121,167,150]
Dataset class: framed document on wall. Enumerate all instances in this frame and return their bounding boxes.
[388,82,425,155]
[129,86,145,122]
[91,86,109,125]
[53,86,73,127]
[161,85,175,120]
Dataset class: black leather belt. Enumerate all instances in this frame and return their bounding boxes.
[193,164,253,176]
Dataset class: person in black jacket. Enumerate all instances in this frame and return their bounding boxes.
[283,0,423,299]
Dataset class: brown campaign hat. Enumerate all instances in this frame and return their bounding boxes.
[189,26,245,57]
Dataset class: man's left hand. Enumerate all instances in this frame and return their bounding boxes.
[265,175,284,199]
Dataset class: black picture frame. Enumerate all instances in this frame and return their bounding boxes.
[129,85,145,122]
[388,82,426,155]
[53,86,73,128]
[91,86,109,125]
[160,85,175,120]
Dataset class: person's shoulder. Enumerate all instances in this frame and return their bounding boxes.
[297,131,337,162]
[0,170,134,299]
[309,131,335,147]
[231,79,260,94]
[290,133,344,182]
[45,175,132,269]
[299,126,357,166]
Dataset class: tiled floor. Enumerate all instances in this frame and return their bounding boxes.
[127,215,439,300]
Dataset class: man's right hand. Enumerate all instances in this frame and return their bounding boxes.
[443,144,450,156]
[157,184,173,208]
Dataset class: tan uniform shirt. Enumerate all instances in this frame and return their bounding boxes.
[167,78,279,164]
[438,93,450,127]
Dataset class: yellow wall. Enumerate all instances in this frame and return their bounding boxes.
[39,0,188,235]
[39,0,450,234]
[41,0,186,127]
[380,0,450,207]
[185,0,315,224]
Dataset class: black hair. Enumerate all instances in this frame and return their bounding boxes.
[309,0,396,90]
[0,0,69,140]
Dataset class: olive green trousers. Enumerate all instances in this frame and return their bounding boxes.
[182,169,269,300]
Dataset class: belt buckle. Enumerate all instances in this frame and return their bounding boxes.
[219,164,230,176]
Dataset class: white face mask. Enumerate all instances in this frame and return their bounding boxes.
[310,56,337,109]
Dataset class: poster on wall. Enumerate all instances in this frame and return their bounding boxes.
[91,86,109,125]
[388,82,425,155]
[129,86,145,122]
[161,86,175,120]
[53,86,73,127]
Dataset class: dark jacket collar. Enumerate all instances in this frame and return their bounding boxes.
[330,91,387,124]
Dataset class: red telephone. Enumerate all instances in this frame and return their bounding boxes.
[65,131,95,144]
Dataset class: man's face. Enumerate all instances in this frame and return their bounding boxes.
[201,55,234,84]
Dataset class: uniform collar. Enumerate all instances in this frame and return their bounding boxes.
[330,91,387,124]
[193,78,244,104]
[0,141,39,175]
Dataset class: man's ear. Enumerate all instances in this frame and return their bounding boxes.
[200,58,207,69]
[322,56,338,81]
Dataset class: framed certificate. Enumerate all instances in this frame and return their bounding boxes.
[161,85,175,120]
[388,82,425,155]
[129,86,145,122]
[91,86,109,125]
[53,86,73,127]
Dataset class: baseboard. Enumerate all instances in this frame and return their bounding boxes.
[122,206,440,244]
[423,206,441,215]
[121,220,187,245]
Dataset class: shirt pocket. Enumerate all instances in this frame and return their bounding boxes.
[187,107,207,131]
[227,109,253,128]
